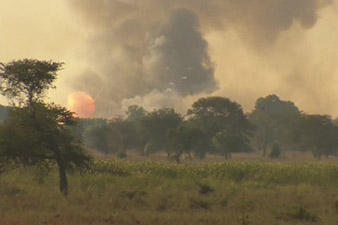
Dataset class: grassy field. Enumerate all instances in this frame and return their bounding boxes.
[2,158,338,225]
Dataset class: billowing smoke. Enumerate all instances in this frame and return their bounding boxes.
[67,0,335,116]
[143,8,217,96]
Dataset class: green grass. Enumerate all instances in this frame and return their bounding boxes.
[1,160,338,225]
[90,160,338,185]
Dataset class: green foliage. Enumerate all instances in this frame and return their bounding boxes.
[0,59,63,105]
[85,160,338,186]
[109,117,135,154]
[213,130,252,159]
[140,108,182,153]
[72,118,107,138]
[188,96,254,157]
[118,151,128,159]
[1,159,338,225]
[297,114,338,159]
[0,59,91,195]
[167,122,208,162]
[188,96,253,137]
[83,120,110,154]
[0,103,91,167]
[125,105,147,121]
[249,94,301,156]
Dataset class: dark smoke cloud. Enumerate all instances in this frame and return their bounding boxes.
[142,8,217,96]
[67,0,333,116]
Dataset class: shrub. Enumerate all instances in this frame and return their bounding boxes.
[269,143,281,158]
[197,183,214,195]
[118,151,127,159]
[190,198,210,209]
[277,205,317,222]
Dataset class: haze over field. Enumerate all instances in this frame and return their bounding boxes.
[1,0,338,117]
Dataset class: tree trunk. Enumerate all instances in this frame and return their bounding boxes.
[55,158,68,196]
[174,149,184,164]
[262,144,267,157]
[224,150,229,159]
[224,152,231,159]
[262,125,270,157]
[58,163,68,196]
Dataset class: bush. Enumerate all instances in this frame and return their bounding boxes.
[277,205,317,222]
[269,143,281,158]
[118,151,127,159]
[189,198,210,209]
[197,183,214,195]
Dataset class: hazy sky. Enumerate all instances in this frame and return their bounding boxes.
[1,0,338,117]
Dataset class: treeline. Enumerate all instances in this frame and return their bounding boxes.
[76,94,338,161]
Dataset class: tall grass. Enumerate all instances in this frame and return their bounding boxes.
[2,159,338,224]
[88,160,338,186]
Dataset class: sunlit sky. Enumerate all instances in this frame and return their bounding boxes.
[1,0,338,117]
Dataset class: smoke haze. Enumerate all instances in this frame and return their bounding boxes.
[67,0,337,116]
[1,0,338,117]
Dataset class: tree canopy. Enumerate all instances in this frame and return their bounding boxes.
[296,114,338,159]
[187,96,254,157]
[249,94,301,156]
[0,59,63,105]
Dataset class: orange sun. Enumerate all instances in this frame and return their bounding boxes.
[67,92,95,118]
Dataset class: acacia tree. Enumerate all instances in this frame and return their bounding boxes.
[125,105,147,121]
[249,95,300,157]
[297,114,338,159]
[212,130,252,159]
[0,59,60,106]
[140,108,182,156]
[167,122,208,163]
[108,117,135,157]
[0,59,91,195]
[83,121,111,154]
[187,96,254,157]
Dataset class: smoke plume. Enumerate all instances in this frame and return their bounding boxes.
[67,0,335,116]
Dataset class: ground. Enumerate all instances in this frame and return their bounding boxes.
[1,152,338,225]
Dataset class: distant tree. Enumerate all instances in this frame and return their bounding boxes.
[187,96,253,156]
[249,95,300,157]
[124,105,148,154]
[0,59,91,195]
[108,117,135,157]
[212,130,252,159]
[83,120,111,154]
[269,143,282,158]
[297,114,338,159]
[125,105,147,121]
[140,108,182,155]
[167,122,208,163]
[71,118,107,140]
